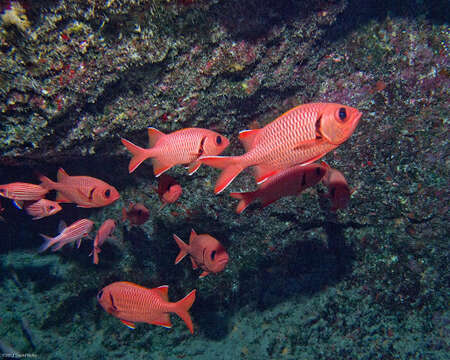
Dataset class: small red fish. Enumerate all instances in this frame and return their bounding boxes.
[91,219,116,264]
[39,219,94,252]
[0,182,48,201]
[200,103,362,194]
[229,163,327,214]
[38,168,120,208]
[173,229,229,278]
[121,127,230,175]
[122,203,149,225]
[97,282,196,334]
[22,199,62,220]
[321,163,352,211]
[156,174,182,209]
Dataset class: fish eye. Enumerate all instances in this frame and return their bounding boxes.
[97,290,103,299]
[338,107,347,121]
[315,167,322,176]
[49,205,54,210]
[216,136,222,145]
[137,210,142,216]
[211,250,216,260]
[104,189,111,198]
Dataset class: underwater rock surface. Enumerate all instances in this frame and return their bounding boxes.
[0,0,448,359]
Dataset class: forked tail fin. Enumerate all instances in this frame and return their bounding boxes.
[173,289,196,334]
[121,138,154,173]
[38,234,57,253]
[229,191,255,214]
[199,156,244,194]
[173,234,189,264]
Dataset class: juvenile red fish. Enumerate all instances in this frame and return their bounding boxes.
[91,219,116,264]
[38,168,119,208]
[121,127,230,175]
[39,218,94,252]
[321,163,352,211]
[173,229,229,278]
[22,199,62,220]
[97,282,196,334]
[200,103,362,194]
[0,182,48,201]
[122,203,149,225]
[156,174,182,209]
[229,163,327,214]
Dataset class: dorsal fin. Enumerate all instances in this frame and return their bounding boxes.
[57,168,70,182]
[147,127,165,148]
[238,129,260,151]
[189,229,197,243]
[154,285,169,301]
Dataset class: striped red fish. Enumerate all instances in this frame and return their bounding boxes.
[22,199,62,220]
[97,282,196,334]
[38,168,120,208]
[39,218,94,252]
[91,219,116,264]
[200,103,362,194]
[229,163,327,214]
[0,182,48,201]
[121,127,230,175]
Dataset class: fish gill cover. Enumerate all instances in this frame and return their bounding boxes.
[0,0,448,359]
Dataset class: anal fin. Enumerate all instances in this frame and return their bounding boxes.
[120,319,136,329]
[149,313,172,329]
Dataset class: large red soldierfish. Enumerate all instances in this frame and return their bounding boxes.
[121,127,230,176]
[39,218,94,252]
[97,282,196,334]
[321,163,352,212]
[229,163,328,214]
[0,182,48,201]
[38,168,120,208]
[91,219,116,264]
[200,103,362,194]
[173,229,229,278]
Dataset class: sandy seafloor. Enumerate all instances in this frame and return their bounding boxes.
[0,1,448,359]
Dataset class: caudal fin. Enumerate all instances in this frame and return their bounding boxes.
[37,173,55,190]
[173,289,196,334]
[38,234,57,253]
[121,138,153,173]
[173,234,189,264]
[229,191,255,214]
[199,156,244,194]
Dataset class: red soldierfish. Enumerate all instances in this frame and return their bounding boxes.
[321,163,352,211]
[200,103,362,194]
[122,203,149,225]
[38,168,119,208]
[121,127,230,176]
[156,174,182,209]
[39,218,94,252]
[0,182,48,201]
[91,219,116,264]
[22,199,62,220]
[229,163,328,214]
[97,282,196,334]
[173,229,229,278]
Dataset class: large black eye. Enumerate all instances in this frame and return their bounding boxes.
[97,290,104,299]
[216,136,222,145]
[105,189,111,198]
[338,107,347,121]
[49,205,54,210]
[211,250,216,260]
[137,210,142,216]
